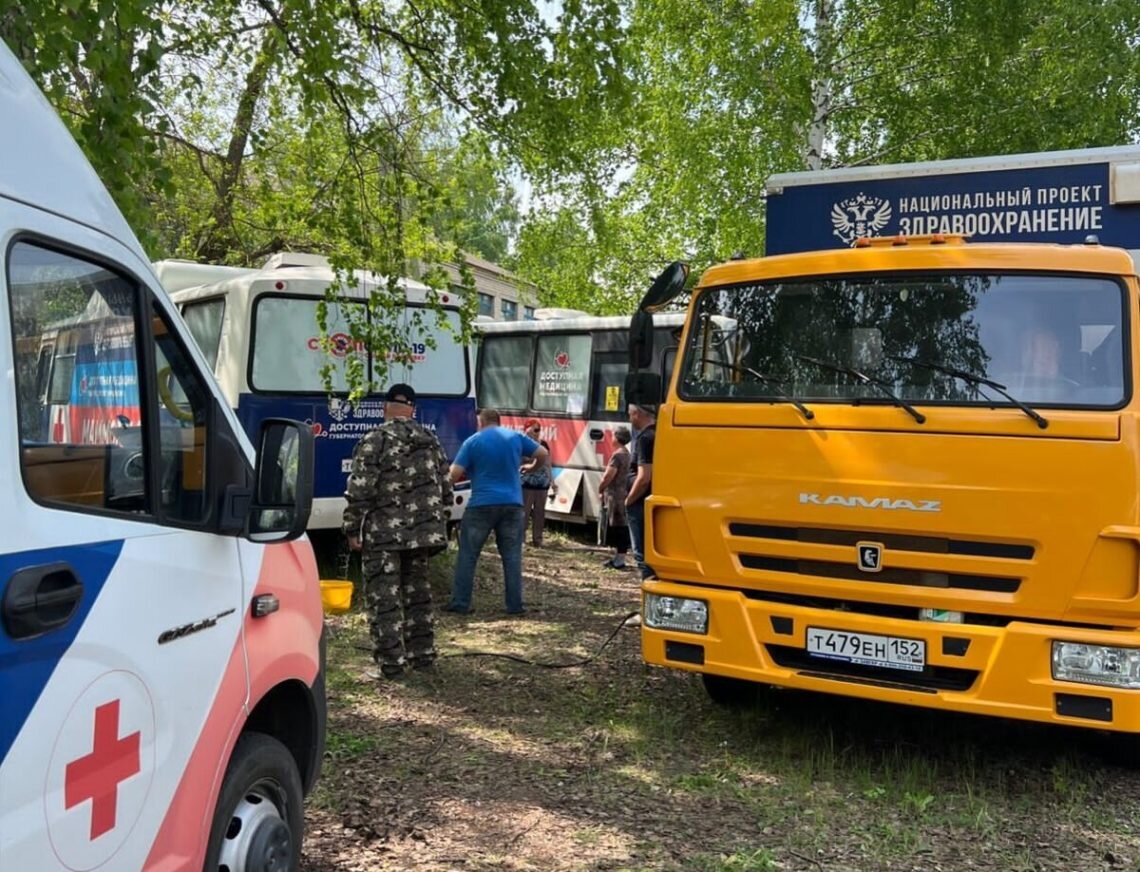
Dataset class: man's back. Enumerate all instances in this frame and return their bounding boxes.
[455,426,538,507]
[345,417,451,549]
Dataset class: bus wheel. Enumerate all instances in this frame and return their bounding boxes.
[702,673,761,708]
[204,732,304,872]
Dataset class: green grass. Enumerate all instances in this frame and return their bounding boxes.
[324,729,381,759]
[687,849,778,871]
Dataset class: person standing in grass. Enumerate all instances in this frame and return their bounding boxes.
[626,403,657,581]
[597,425,632,569]
[344,383,452,680]
[520,418,556,547]
[446,408,547,616]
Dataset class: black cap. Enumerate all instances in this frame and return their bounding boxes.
[385,383,416,405]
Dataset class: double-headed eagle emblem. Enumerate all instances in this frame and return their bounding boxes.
[831,193,892,245]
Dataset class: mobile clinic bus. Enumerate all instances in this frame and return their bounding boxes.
[0,38,325,871]
[155,254,478,531]
[475,310,685,523]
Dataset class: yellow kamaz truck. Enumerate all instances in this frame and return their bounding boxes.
[631,146,1140,750]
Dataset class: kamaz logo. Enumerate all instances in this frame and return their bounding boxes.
[799,493,941,512]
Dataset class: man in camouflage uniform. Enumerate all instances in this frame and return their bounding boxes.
[345,383,452,679]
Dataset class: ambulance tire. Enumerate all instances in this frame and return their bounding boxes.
[204,732,304,872]
[701,673,761,708]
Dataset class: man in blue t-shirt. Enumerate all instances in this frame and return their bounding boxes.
[446,407,546,614]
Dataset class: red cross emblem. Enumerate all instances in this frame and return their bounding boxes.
[64,699,141,840]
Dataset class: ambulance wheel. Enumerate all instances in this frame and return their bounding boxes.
[205,732,304,872]
[702,673,761,708]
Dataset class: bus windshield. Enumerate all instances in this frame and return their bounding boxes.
[680,273,1128,409]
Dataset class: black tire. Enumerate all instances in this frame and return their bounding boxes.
[702,673,761,708]
[204,732,304,872]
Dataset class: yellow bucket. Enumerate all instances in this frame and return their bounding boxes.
[320,580,354,615]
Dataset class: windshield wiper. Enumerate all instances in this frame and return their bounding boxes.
[889,355,1048,429]
[699,357,814,420]
[796,354,926,424]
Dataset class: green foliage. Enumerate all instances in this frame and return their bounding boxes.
[511,0,1140,313]
[7,0,1140,334]
[827,0,1140,164]
[2,0,628,394]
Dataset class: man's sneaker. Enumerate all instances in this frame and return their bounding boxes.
[505,608,528,617]
[623,613,642,627]
[442,604,474,614]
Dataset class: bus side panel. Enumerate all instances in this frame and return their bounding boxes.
[236,393,476,497]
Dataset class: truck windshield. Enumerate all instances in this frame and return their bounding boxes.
[680,273,1127,409]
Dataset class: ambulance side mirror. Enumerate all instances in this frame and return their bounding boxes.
[246,419,314,542]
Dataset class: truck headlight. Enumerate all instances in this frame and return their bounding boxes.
[1052,641,1140,689]
[644,594,708,634]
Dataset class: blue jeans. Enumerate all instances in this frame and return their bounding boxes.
[626,501,653,580]
[449,505,526,612]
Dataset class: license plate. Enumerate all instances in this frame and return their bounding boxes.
[805,627,925,672]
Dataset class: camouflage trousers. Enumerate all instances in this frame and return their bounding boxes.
[363,548,436,677]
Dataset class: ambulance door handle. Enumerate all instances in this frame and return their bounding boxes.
[2,562,83,640]
[589,428,603,441]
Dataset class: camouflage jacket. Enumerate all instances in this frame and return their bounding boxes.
[343,417,453,551]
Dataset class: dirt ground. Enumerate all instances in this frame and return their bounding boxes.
[301,534,1140,872]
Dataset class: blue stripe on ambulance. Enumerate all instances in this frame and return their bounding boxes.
[0,540,124,763]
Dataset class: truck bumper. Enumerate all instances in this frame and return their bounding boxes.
[641,579,1140,732]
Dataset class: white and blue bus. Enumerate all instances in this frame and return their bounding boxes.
[156,252,476,530]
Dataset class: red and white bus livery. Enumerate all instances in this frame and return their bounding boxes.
[475,311,686,523]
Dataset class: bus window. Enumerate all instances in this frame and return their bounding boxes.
[534,333,592,414]
[479,334,533,410]
[182,297,226,372]
[34,342,54,403]
[47,343,76,405]
[590,351,627,421]
[251,296,364,393]
[381,307,468,396]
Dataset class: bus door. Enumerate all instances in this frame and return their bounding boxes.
[586,330,631,520]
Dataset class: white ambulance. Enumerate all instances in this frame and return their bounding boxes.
[0,39,326,871]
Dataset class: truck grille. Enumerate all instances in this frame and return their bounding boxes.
[738,554,1020,593]
[730,523,1034,560]
[731,522,1029,593]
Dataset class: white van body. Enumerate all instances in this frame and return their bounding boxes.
[0,39,324,871]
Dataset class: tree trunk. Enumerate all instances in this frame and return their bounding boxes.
[197,21,279,261]
[804,0,834,171]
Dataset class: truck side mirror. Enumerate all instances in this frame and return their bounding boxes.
[625,371,662,408]
[629,310,654,369]
[246,419,314,542]
[636,261,689,313]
